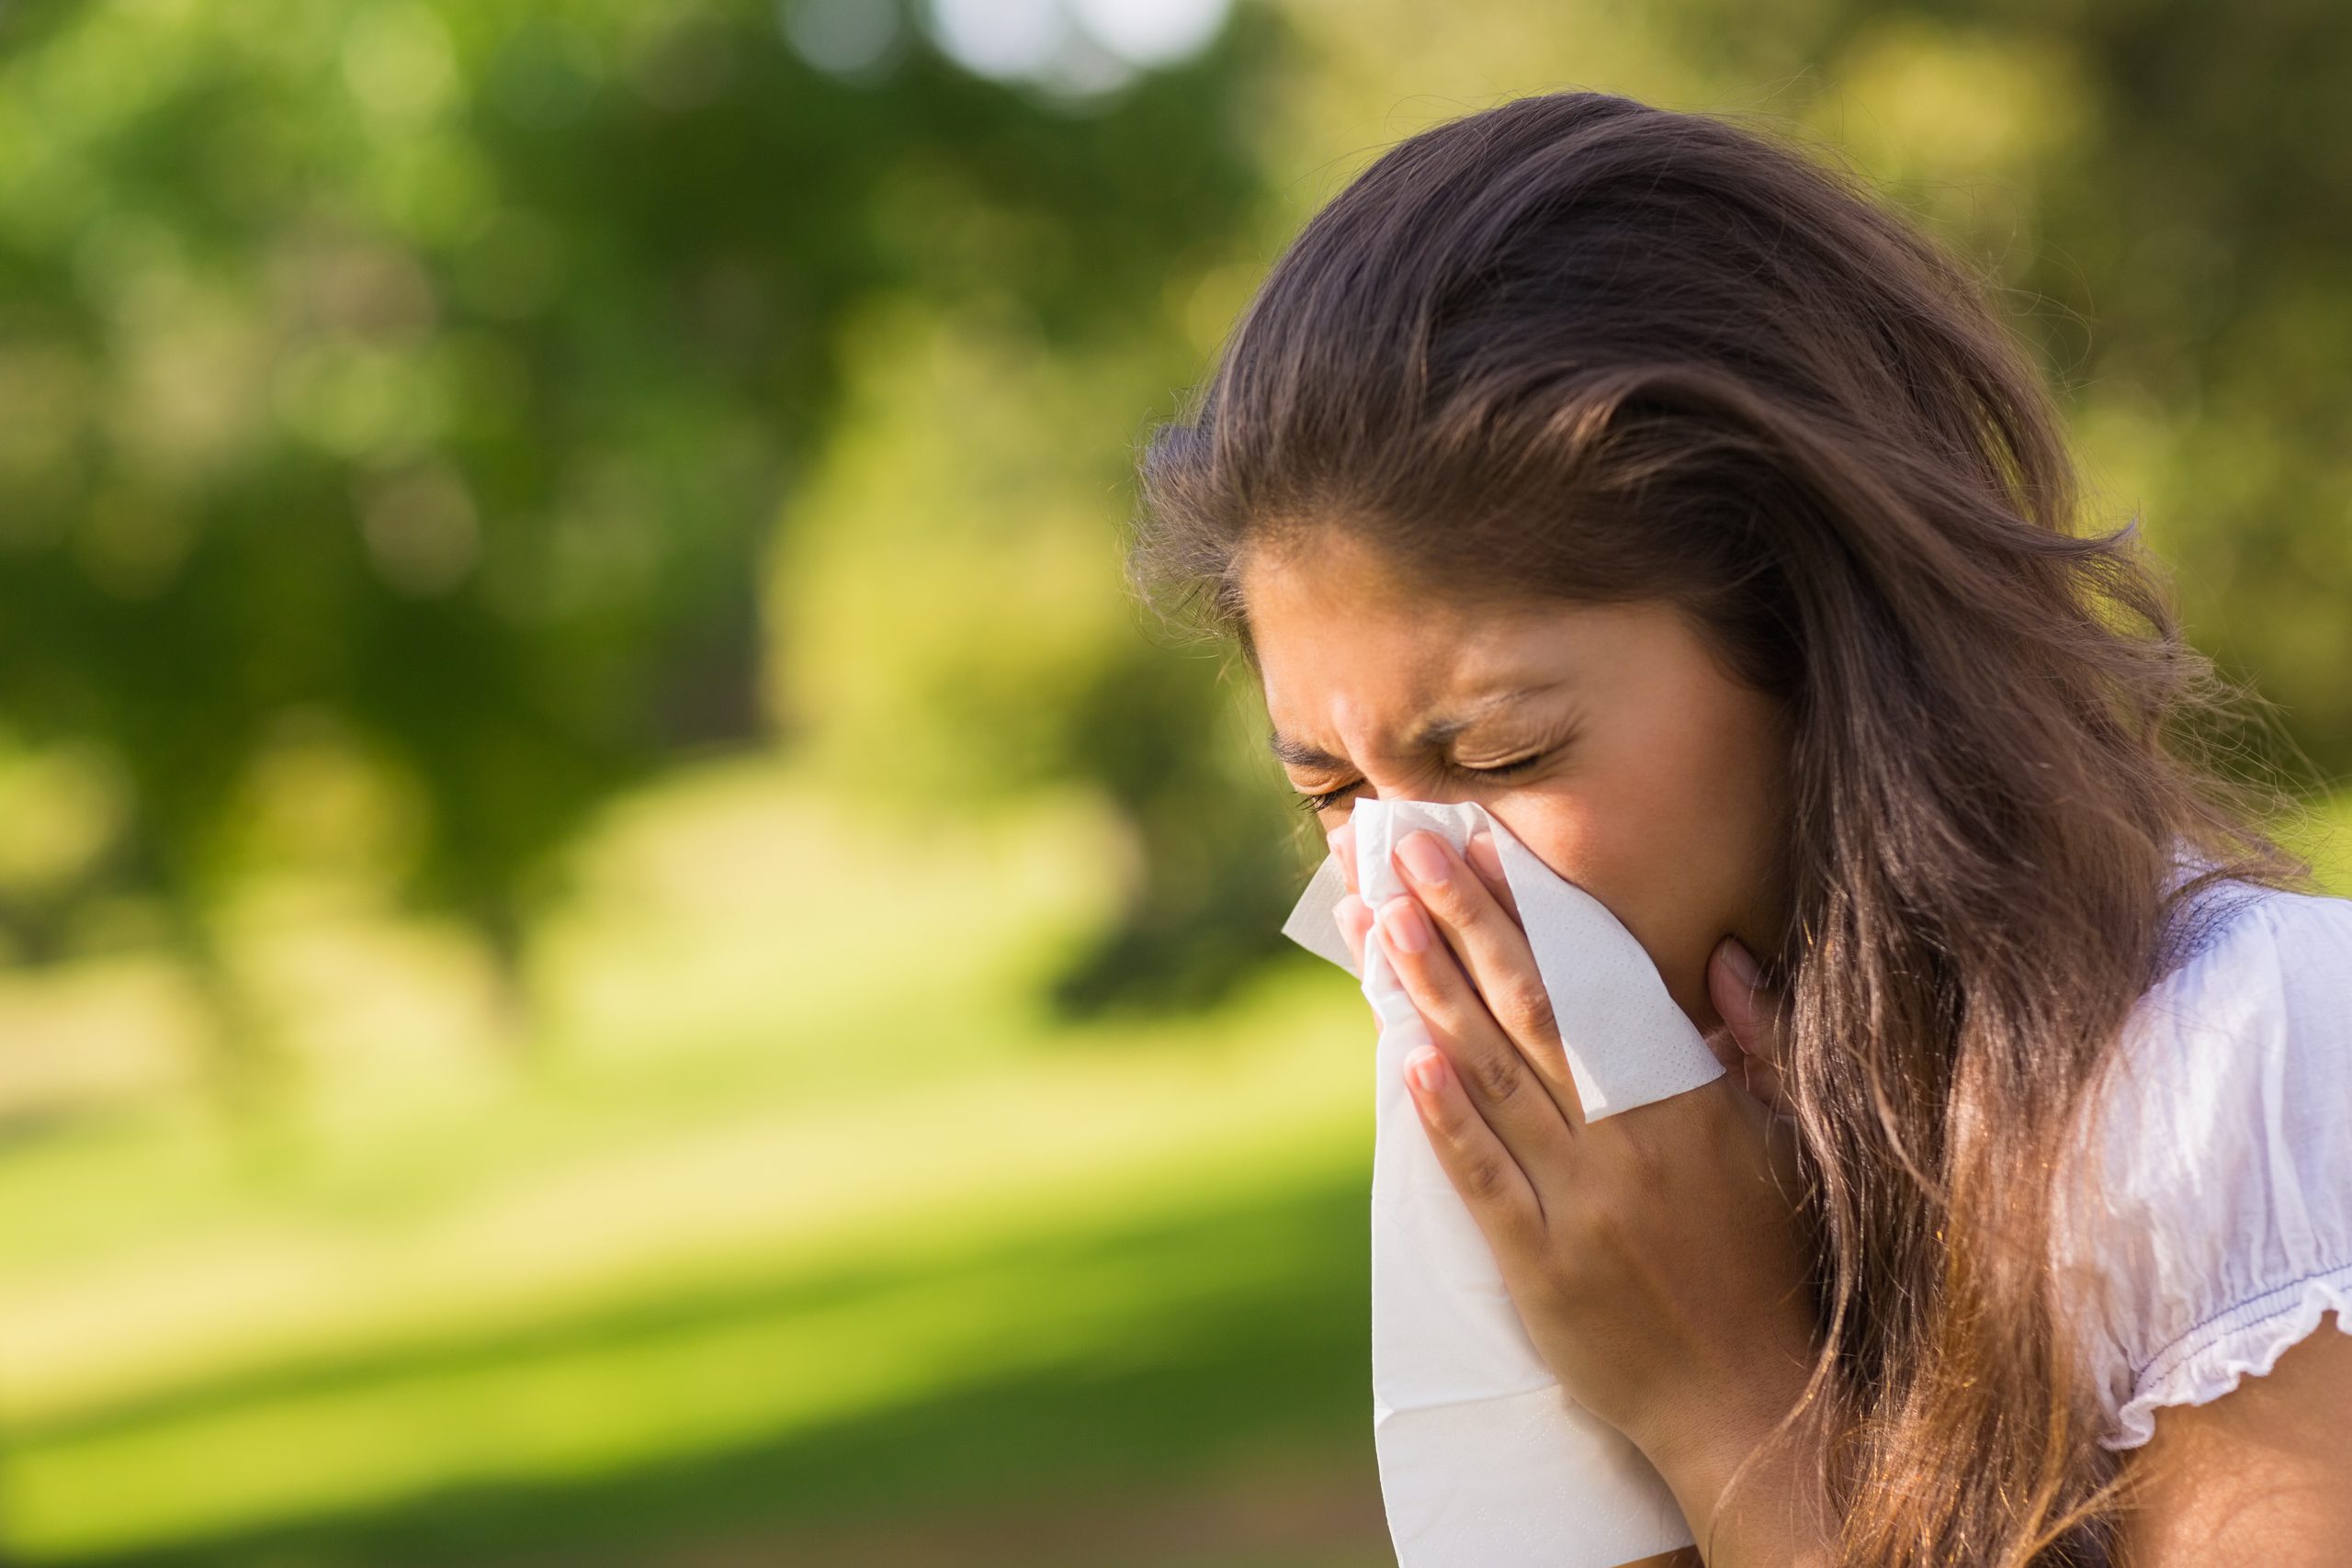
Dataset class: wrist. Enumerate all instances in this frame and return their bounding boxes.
[1638,1365,1840,1566]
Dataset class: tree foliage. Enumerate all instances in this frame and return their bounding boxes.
[0,0,1275,992]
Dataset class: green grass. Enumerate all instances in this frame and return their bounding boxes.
[0,1015,1390,1563]
[0,760,1387,1566]
[16,1172,1382,1568]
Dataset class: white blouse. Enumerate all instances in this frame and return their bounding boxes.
[2053,862,2352,1450]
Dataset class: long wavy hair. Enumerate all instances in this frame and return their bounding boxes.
[1126,90,2321,1566]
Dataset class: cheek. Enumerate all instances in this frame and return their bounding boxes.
[1580,785,1735,1021]
[1583,729,1752,897]
[1521,704,1782,1026]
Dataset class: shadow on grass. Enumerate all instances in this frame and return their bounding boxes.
[28,1170,1383,1568]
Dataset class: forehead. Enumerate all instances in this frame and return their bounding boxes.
[1236,531,1579,738]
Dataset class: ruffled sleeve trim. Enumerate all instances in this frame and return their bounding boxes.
[2104,1260,2352,1450]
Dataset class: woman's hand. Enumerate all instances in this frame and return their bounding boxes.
[1329,822,1838,1563]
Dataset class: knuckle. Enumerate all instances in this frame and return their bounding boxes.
[1576,1199,1637,1268]
[1497,1191,1545,1249]
[1618,1120,1673,1190]
[1463,1048,1524,1108]
[1498,975,1557,1041]
[1424,876,1477,926]
[1461,1151,1517,1207]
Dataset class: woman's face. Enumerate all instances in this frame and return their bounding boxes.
[1239,528,1796,1037]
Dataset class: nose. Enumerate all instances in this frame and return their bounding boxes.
[1355,775,1487,810]
[1320,777,1500,871]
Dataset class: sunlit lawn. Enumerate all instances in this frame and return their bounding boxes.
[0,767,2342,1567]
[0,759,1389,1567]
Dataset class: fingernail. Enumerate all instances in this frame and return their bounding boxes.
[1379,897,1430,953]
[1407,1048,1445,1094]
[1396,831,1449,886]
[1721,936,1759,989]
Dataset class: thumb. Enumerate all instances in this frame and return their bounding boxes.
[1708,935,1789,1113]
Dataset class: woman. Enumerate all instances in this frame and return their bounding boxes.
[1126,92,2352,1565]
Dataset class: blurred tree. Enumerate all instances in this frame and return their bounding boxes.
[1725,0,2352,781]
[2007,0,2352,777]
[0,0,1277,1040]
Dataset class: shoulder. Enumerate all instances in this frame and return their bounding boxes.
[2105,882,2352,1185]
[2057,877,2352,1450]
[2140,872,2352,1044]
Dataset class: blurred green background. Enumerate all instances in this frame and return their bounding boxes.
[0,1,2347,1563]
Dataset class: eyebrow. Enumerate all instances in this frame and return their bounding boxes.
[1266,682,1565,771]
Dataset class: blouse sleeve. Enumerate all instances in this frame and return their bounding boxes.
[2055,885,2352,1451]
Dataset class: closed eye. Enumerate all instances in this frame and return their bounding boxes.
[1292,750,1552,816]
[1294,781,1359,815]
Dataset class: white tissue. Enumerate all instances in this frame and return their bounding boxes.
[1280,797,1726,1568]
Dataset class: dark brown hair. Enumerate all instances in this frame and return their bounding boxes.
[1129,90,2319,1565]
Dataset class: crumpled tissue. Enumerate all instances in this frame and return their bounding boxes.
[1280,796,1727,1568]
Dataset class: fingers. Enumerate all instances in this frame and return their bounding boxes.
[1329,824,1372,972]
[1463,828,1520,924]
[1336,819,1518,925]
[1329,820,1357,897]
[1336,892,1374,973]
[1401,1045,1547,1252]
[1388,829,1583,1126]
[1373,886,1578,1165]
[1709,935,1789,1115]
